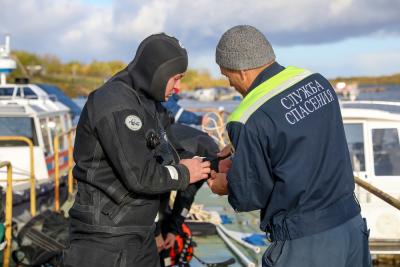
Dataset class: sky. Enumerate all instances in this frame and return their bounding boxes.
[1,0,399,79]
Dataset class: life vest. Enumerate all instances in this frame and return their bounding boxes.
[162,223,193,267]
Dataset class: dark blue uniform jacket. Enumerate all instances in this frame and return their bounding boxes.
[227,62,360,240]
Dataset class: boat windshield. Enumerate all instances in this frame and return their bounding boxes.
[0,86,38,98]
[0,117,38,146]
[372,128,400,176]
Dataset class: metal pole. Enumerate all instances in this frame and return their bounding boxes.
[0,136,35,216]
[5,35,10,54]
[0,74,5,86]
[218,224,261,254]
[67,130,74,197]
[28,138,36,216]
[354,176,400,210]
[0,161,13,267]
[216,226,256,267]
[54,136,60,212]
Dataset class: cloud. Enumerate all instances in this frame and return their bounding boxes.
[0,0,113,61]
[113,0,173,40]
[162,0,400,48]
[0,0,399,77]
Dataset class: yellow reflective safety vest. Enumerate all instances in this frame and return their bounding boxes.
[229,66,313,124]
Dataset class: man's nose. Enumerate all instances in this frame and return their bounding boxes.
[174,79,181,88]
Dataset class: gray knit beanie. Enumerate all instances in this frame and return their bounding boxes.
[216,25,275,70]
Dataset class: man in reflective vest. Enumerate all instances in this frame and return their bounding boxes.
[208,25,371,267]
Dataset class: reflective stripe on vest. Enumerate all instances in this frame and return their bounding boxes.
[228,66,313,124]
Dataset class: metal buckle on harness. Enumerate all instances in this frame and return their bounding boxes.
[266,224,274,242]
[267,233,273,242]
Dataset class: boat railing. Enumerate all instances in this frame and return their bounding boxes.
[47,94,58,102]
[354,176,400,256]
[0,161,13,267]
[354,176,400,211]
[341,100,400,114]
[343,100,400,107]
[53,127,76,212]
[0,94,58,103]
[0,136,36,216]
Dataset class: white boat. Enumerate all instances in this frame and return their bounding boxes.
[192,87,241,102]
[193,87,219,101]
[341,100,400,254]
[335,81,360,101]
[0,35,75,219]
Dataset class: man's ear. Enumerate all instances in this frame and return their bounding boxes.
[239,70,247,82]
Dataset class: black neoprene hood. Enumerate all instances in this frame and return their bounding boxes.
[125,33,188,101]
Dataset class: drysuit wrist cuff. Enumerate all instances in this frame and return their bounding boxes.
[154,221,162,236]
[175,164,190,190]
[197,115,203,125]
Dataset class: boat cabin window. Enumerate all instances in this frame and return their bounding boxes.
[0,117,38,146]
[40,116,65,154]
[40,118,51,154]
[0,87,15,97]
[54,116,65,149]
[22,87,38,99]
[344,123,365,172]
[372,128,400,176]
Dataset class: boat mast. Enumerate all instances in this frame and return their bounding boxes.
[0,34,17,85]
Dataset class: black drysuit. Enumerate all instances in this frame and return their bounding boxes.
[158,124,220,236]
[63,34,190,267]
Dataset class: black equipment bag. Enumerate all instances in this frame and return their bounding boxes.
[12,210,69,266]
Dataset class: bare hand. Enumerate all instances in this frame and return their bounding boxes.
[219,158,232,174]
[207,170,228,195]
[155,234,165,253]
[217,144,233,158]
[163,233,176,250]
[180,158,211,184]
[201,116,210,126]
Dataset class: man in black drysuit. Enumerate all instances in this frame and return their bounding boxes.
[63,34,211,267]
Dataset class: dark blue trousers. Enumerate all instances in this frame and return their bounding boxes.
[263,214,372,267]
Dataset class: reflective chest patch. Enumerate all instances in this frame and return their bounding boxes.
[165,165,179,180]
[125,115,142,131]
[162,131,168,141]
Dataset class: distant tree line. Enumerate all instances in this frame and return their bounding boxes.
[331,73,400,86]
[9,50,229,97]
